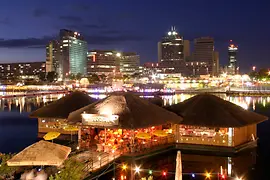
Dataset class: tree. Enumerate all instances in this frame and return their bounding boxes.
[38,72,47,82]
[67,74,76,80]
[0,154,19,178]
[76,73,82,80]
[47,71,58,82]
[49,158,85,180]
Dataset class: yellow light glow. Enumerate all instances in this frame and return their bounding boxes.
[122,164,127,170]
[205,172,211,178]
[235,177,243,180]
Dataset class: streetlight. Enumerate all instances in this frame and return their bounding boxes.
[252,66,256,71]
[116,53,121,57]
[135,166,140,173]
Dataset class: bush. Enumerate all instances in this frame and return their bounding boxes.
[49,158,85,180]
[0,154,19,178]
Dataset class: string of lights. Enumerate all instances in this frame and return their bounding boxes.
[114,163,244,180]
[87,161,244,180]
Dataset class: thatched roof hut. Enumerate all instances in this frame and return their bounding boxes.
[7,140,71,166]
[165,94,268,128]
[68,93,182,129]
[30,91,97,119]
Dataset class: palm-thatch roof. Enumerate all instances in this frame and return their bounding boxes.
[7,140,71,166]
[29,91,97,119]
[67,92,182,129]
[165,94,268,128]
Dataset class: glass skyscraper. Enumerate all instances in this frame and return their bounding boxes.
[46,29,88,78]
[60,29,88,77]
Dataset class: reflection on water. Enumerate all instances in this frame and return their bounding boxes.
[162,94,270,111]
[2,93,270,113]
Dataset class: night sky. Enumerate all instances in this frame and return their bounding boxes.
[0,0,270,72]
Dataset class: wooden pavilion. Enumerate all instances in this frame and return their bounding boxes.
[165,94,268,150]
[29,91,97,139]
[67,92,183,151]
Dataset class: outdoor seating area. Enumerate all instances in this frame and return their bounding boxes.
[79,126,175,154]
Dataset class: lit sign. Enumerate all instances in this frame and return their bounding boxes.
[81,113,119,127]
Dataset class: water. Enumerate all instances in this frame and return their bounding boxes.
[1,94,270,179]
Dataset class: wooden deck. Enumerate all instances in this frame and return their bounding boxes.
[80,140,257,179]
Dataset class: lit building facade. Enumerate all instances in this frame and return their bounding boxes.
[87,50,119,75]
[87,50,140,75]
[120,52,140,75]
[158,27,187,75]
[46,29,88,78]
[46,40,61,74]
[60,29,88,77]
[0,62,46,80]
[227,41,238,75]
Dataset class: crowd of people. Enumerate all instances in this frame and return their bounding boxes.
[79,126,174,154]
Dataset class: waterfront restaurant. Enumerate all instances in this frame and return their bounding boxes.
[166,94,268,151]
[67,93,183,153]
[30,91,97,139]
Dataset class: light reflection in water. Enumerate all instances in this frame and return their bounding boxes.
[1,93,270,113]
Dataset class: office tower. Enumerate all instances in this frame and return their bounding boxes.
[158,27,186,74]
[87,50,119,75]
[183,40,190,61]
[87,50,140,75]
[46,40,60,74]
[46,29,88,78]
[120,52,140,75]
[228,40,238,75]
[60,29,88,77]
[193,37,215,75]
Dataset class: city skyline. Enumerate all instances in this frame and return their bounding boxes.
[0,0,270,72]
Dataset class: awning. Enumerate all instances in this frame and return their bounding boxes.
[7,140,71,166]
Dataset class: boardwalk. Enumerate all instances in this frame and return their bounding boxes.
[75,149,121,172]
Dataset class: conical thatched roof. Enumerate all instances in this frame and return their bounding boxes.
[165,94,268,128]
[7,140,71,166]
[67,93,182,129]
[30,91,97,119]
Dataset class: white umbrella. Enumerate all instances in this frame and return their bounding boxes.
[175,151,182,180]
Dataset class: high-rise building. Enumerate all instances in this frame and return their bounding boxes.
[87,50,119,75]
[46,29,88,78]
[60,29,88,77]
[227,40,238,75]
[46,40,60,73]
[158,27,187,74]
[119,52,140,75]
[193,37,215,75]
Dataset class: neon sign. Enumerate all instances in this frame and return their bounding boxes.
[81,113,119,126]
